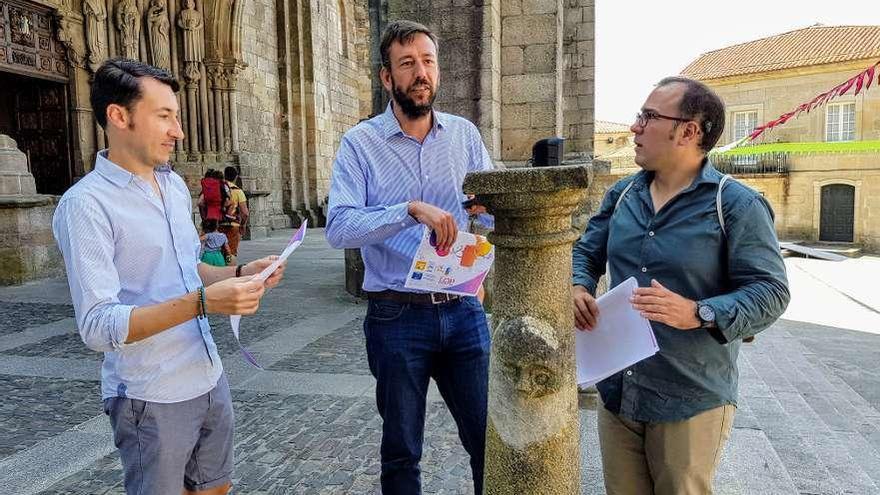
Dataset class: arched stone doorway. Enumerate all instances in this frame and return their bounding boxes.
[0,0,73,195]
[819,183,855,242]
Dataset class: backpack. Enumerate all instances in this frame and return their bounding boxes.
[200,177,224,221]
[223,182,242,224]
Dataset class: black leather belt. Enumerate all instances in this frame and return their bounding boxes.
[366,289,461,305]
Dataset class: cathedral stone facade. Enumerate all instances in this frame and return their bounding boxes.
[0,0,594,283]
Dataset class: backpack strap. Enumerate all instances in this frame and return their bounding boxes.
[717,174,731,238]
[612,175,731,237]
[613,180,637,213]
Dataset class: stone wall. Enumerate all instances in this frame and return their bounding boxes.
[0,198,62,285]
[383,0,594,164]
[561,0,594,157]
[318,0,373,205]
[237,0,285,235]
[384,0,500,155]
[737,153,880,252]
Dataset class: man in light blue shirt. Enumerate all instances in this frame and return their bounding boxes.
[53,59,285,495]
[326,20,493,495]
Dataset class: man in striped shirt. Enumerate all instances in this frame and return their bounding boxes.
[326,20,493,495]
[53,59,285,494]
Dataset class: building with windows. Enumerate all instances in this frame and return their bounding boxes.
[682,25,880,250]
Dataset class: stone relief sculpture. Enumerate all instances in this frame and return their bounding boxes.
[178,0,204,81]
[115,0,140,60]
[81,0,106,71]
[146,0,171,69]
[54,12,85,68]
[488,316,567,450]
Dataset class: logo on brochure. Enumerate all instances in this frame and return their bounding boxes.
[415,261,427,271]
[411,272,423,280]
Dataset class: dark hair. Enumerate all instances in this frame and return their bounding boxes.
[380,20,438,69]
[90,58,180,130]
[202,218,218,232]
[204,168,216,179]
[657,76,725,153]
[224,166,239,182]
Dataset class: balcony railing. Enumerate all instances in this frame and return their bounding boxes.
[711,152,790,175]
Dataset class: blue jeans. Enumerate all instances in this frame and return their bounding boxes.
[364,296,490,495]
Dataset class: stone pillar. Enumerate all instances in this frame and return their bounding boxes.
[562,0,595,157]
[500,0,564,164]
[0,135,62,285]
[463,164,591,494]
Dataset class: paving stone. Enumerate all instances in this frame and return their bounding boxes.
[0,333,101,361]
[207,312,298,360]
[0,375,100,459]
[0,303,74,337]
[268,319,370,375]
[6,232,880,495]
[39,390,474,494]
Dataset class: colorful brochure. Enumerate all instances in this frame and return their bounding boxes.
[404,227,495,296]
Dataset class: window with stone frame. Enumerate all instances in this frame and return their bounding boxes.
[732,110,758,141]
[826,102,856,142]
[337,0,350,59]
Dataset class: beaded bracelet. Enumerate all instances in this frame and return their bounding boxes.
[197,286,207,319]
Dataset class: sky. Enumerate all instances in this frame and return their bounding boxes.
[595,0,880,125]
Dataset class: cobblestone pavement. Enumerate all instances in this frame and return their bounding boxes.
[1,231,879,494]
[1,302,74,337]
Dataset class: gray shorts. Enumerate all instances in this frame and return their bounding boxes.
[104,374,234,494]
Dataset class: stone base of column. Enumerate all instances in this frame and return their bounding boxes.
[0,196,63,285]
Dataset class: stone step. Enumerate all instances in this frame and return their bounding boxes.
[757,324,880,479]
[715,426,798,495]
[742,331,880,494]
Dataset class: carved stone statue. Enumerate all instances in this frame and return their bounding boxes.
[81,0,106,71]
[146,0,170,69]
[115,0,140,60]
[178,0,204,64]
[54,10,85,68]
[489,316,568,450]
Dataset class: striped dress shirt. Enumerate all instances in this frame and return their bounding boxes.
[326,103,494,292]
[52,151,222,403]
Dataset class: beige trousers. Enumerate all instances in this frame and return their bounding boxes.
[598,404,735,495]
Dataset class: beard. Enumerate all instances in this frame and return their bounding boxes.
[391,75,436,118]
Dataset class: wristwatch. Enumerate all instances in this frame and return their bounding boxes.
[695,301,716,328]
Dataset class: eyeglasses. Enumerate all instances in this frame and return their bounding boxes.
[635,110,693,128]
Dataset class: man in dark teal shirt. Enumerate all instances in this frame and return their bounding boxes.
[572,76,790,495]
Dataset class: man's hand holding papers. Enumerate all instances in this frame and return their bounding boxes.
[574,277,659,387]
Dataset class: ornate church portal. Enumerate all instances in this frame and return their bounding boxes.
[1,0,249,196]
[0,0,73,195]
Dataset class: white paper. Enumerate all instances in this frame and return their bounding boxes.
[575,277,659,386]
[403,227,495,296]
[229,220,308,368]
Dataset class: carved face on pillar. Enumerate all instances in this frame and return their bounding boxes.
[488,316,569,450]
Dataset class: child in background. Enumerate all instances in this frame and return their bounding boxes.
[200,218,230,266]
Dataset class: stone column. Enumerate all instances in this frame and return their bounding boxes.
[0,135,62,285]
[207,64,226,153]
[463,164,591,494]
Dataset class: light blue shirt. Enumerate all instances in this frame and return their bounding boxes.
[52,151,222,403]
[326,103,494,292]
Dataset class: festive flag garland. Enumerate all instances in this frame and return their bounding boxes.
[714,59,879,152]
